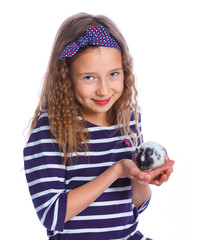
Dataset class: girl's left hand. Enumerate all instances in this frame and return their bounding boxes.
[149,156,175,186]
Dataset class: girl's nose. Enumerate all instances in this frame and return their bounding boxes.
[96,79,109,96]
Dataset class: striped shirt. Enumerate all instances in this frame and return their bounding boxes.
[24,112,152,240]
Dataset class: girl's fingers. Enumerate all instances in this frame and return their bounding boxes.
[145,158,175,186]
[129,157,175,186]
[148,159,175,180]
[165,167,173,177]
[153,174,168,186]
[130,165,151,185]
[150,162,175,186]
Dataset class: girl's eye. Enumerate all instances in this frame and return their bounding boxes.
[110,72,118,77]
[84,76,94,81]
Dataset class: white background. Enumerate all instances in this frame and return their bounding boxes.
[1,0,196,239]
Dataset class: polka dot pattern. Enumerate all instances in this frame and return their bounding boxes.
[59,25,122,60]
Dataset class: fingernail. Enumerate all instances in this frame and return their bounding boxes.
[145,174,151,180]
[163,176,167,181]
[169,161,175,166]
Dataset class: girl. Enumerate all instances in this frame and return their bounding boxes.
[24,13,174,240]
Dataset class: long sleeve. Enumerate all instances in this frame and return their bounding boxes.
[137,194,151,214]
[24,113,67,231]
[24,112,152,240]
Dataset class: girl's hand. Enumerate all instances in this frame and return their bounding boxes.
[118,159,152,185]
[149,156,175,186]
[118,157,175,185]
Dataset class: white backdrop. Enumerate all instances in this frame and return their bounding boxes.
[1,0,196,239]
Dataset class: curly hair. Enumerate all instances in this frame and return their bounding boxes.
[30,12,142,165]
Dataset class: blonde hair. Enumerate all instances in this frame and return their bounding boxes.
[30,12,142,164]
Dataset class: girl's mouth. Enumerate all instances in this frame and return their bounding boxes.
[92,97,111,105]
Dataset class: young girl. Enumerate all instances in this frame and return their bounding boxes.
[24,13,174,240]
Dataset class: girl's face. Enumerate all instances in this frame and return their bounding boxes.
[70,47,124,126]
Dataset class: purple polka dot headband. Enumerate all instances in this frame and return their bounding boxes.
[59,25,122,60]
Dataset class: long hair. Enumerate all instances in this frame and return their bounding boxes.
[30,12,142,164]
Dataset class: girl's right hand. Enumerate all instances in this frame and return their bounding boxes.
[65,157,174,222]
[117,158,174,185]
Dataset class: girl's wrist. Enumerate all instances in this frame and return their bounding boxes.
[112,160,124,179]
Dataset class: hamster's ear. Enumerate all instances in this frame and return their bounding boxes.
[136,148,139,154]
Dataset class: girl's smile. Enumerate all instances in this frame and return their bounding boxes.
[92,97,111,105]
[70,47,124,126]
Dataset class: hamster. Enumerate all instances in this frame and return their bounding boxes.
[136,141,167,171]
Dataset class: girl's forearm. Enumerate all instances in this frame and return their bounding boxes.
[65,158,153,222]
[65,162,121,222]
[131,181,151,209]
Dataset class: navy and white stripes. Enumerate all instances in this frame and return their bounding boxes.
[24,112,151,240]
